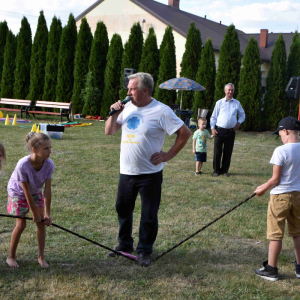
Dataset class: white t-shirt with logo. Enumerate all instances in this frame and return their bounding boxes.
[270,143,300,194]
[117,98,184,175]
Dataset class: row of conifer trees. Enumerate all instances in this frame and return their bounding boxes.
[0,11,299,130]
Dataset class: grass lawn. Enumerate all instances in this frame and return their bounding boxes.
[0,116,300,299]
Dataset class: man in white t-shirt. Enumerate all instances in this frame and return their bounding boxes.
[105,73,191,267]
[254,116,300,281]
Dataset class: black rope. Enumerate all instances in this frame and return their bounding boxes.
[153,193,256,262]
[0,214,137,262]
[0,193,256,264]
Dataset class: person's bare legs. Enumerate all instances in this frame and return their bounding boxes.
[6,218,26,268]
[196,161,200,172]
[293,236,300,264]
[199,161,203,172]
[36,207,49,268]
[268,240,282,267]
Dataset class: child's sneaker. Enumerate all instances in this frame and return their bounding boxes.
[254,260,278,281]
[195,171,202,176]
[294,261,300,278]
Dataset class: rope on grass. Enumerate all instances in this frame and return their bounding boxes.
[0,193,256,264]
[0,214,137,262]
[152,193,256,262]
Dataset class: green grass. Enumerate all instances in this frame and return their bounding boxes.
[0,117,300,299]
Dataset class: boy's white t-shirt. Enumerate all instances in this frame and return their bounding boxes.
[117,98,184,175]
[270,143,300,194]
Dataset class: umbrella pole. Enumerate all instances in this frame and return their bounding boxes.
[180,90,183,110]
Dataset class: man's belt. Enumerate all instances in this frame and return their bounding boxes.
[216,125,234,132]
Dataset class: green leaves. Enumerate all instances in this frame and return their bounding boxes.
[237,36,262,131]
[72,18,93,114]
[13,17,32,100]
[27,11,48,102]
[101,34,123,117]
[193,38,216,118]
[214,24,241,102]
[263,34,287,130]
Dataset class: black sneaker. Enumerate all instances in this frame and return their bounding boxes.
[195,171,202,176]
[254,260,278,281]
[294,261,300,278]
[138,252,151,267]
[107,245,134,258]
[223,173,230,177]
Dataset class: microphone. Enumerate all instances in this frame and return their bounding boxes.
[109,96,131,116]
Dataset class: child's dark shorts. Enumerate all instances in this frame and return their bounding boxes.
[195,152,207,162]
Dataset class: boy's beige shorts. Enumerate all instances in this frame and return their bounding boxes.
[267,191,300,240]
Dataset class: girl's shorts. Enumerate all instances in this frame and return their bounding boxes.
[7,192,44,216]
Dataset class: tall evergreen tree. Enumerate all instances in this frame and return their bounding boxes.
[237,36,262,131]
[13,17,32,99]
[0,30,17,98]
[42,16,62,108]
[263,34,287,130]
[0,21,9,93]
[27,11,48,102]
[139,27,159,95]
[179,22,202,109]
[83,21,109,115]
[192,38,216,118]
[286,31,300,118]
[287,32,300,79]
[72,18,93,113]
[214,24,241,102]
[154,44,177,106]
[154,25,176,104]
[119,22,143,99]
[101,34,123,117]
[56,13,77,104]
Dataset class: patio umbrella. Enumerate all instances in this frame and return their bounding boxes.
[159,77,206,109]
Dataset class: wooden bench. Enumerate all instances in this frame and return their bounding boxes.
[25,100,73,122]
[0,98,31,117]
[0,98,73,122]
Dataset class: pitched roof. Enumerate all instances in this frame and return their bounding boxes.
[75,0,297,62]
[75,0,244,52]
[239,32,297,62]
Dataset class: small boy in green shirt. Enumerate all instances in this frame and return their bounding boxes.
[192,118,214,175]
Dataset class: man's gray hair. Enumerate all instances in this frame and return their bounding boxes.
[128,72,154,95]
[224,83,235,90]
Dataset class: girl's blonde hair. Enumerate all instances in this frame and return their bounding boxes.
[25,132,50,152]
[0,141,6,170]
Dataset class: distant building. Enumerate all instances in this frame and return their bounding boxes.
[76,0,298,90]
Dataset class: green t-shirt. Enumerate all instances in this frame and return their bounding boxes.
[192,129,210,153]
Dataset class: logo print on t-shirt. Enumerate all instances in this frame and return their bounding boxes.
[127,116,140,130]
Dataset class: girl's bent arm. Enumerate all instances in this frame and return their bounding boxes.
[22,182,41,223]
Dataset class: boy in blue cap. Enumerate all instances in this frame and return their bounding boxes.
[254,116,300,281]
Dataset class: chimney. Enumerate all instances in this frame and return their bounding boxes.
[168,0,180,9]
[259,29,268,48]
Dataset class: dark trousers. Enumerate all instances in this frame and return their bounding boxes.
[213,126,235,174]
[116,171,163,254]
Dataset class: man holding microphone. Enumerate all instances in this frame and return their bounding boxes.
[105,72,191,267]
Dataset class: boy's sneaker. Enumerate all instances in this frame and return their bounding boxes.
[195,171,202,176]
[294,261,300,278]
[254,260,278,281]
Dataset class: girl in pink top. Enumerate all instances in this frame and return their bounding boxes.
[6,132,54,268]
